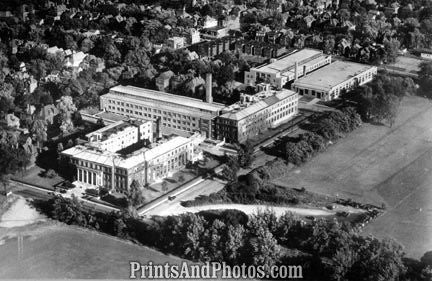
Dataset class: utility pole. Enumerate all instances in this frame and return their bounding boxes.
[17,233,23,261]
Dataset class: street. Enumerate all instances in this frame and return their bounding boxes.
[142,178,226,217]
[11,181,119,213]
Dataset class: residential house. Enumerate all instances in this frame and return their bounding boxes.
[5,113,20,128]
[188,28,201,44]
[303,15,316,29]
[167,37,186,49]
[65,51,87,69]
[202,15,218,28]
[156,70,175,92]
[36,104,59,125]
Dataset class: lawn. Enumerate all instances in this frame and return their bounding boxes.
[15,166,65,191]
[0,223,185,278]
[142,156,221,203]
[272,96,432,258]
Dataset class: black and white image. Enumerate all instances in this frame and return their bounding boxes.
[0,0,431,280]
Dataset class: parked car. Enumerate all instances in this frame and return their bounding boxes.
[168,196,176,201]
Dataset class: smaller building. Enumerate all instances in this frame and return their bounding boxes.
[202,15,218,28]
[167,37,186,50]
[155,70,175,92]
[291,61,378,101]
[85,120,153,153]
[5,113,20,128]
[415,48,432,60]
[216,87,299,143]
[245,48,332,89]
[202,26,229,39]
[65,51,87,69]
[188,28,201,44]
[36,104,59,125]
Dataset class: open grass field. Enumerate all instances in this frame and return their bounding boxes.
[0,223,184,278]
[272,96,432,258]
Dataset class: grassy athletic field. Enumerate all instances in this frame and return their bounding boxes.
[0,222,184,278]
[273,96,432,258]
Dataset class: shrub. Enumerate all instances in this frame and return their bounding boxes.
[85,188,99,197]
[101,194,129,208]
[99,187,109,197]
[44,169,57,178]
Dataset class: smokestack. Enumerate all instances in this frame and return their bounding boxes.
[294,61,299,80]
[156,116,162,140]
[205,73,213,104]
[303,65,307,76]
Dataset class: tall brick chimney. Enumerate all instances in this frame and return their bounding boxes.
[205,73,213,104]
[156,116,162,140]
[294,61,299,80]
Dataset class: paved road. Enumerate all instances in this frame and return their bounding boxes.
[11,181,118,213]
[143,178,226,217]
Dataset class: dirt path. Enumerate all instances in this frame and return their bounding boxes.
[150,203,364,217]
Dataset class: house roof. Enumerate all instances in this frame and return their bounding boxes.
[37,104,59,119]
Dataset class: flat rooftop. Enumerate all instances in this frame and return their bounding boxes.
[253,48,326,74]
[293,61,376,91]
[86,120,148,141]
[62,135,196,170]
[105,85,226,113]
[94,111,129,122]
[220,89,297,121]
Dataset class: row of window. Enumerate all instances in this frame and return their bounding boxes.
[106,100,199,122]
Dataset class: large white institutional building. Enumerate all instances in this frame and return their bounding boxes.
[100,75,225,139]
[244,48,332,89]
[291,61,378,101]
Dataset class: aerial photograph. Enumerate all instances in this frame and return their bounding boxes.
[0,0,431,280]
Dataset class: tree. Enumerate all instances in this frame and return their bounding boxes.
[31,119,48,150]
[57,96,77,134]
[178,174,185,183]
[248,227,281,273]
[224,224,245,264]
[161,181,168,193]
[0,144,31,193]
[419,61,432,98]
[383,38,400,63]
[96,118,105,127]
[127,180,145,207]
[222,155,239,182]
[203,219,226,261]
[237,141,254,168]
[347,237,406,281]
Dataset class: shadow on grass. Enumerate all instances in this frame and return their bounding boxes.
[369,120,387,127]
